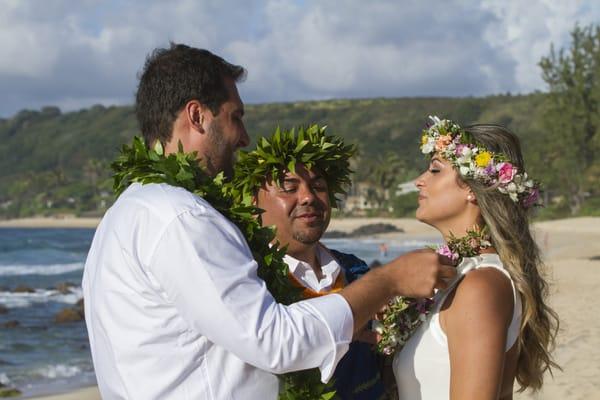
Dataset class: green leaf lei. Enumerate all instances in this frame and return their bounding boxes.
[111,128,352,399]
[229,124,356,207]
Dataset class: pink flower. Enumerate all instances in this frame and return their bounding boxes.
[437,245,459,262]
[497,162,517,184]
[455,144,468,156]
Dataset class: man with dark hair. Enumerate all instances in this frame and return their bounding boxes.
[257,164,387,399]
[235,125,387,398]
[83,44,454,399]
[135,43,248,178]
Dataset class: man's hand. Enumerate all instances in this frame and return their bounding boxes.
[385,249,457,298]
[340,248,457,333]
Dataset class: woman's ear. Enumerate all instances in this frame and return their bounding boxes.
[466,190,477,204]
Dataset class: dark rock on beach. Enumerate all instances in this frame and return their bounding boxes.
[0,381,22,397]
[351,223,403,237]
[54,308,84,323]
[54,298,85,323]
[1,320,19,328]
[323,223,403,239]
[0,304,8,315]
[55,281,77,294]
[12,285,34,293]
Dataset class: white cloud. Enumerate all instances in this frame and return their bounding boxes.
[0,0,598,117]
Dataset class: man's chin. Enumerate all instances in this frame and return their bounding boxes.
[292,226,325,244]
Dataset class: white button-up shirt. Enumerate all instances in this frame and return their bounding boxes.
[284,244,342,293]
[82,183,353,400]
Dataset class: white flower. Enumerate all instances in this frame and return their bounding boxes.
[422,141,435,154]
[429,115,442,125]
[371,320,385,335]
[460,165,471,176]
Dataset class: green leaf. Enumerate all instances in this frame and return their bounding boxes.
[153,141,164,156]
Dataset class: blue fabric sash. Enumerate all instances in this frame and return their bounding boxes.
[329,249,386,400]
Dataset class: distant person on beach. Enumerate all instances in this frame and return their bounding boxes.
[235,128,386,399]
[379,242,389,258]
[81,44,454,399]
[393,117,559,399]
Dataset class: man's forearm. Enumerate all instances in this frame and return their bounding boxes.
[340,265,395,332]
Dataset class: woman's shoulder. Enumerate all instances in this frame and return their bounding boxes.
[448,265,514,328]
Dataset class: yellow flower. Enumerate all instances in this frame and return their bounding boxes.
[475,151,492,167]
[421,135,429,145]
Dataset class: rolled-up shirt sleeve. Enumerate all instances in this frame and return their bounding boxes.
[145,208,353,381]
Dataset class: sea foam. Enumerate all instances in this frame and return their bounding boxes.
[0,287,82,308]
[35,364,82,379]
[0,262,83,276]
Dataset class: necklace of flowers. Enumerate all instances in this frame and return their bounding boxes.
[111,136,335,400]
[374,225,492,355]
[420,116,541,208]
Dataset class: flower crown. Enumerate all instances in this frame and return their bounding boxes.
[231,124,356,207]
[420,116,540,208]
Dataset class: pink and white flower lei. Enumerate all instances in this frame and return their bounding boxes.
[375,226,492,355]
[420,116,541,208]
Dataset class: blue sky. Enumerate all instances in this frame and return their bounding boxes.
[0,0,598,117]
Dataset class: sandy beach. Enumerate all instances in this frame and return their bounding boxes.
[17,216,600,399]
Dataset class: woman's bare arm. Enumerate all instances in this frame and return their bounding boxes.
[443,268,515,400]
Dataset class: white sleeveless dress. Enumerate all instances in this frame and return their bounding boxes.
[393,253,522,400]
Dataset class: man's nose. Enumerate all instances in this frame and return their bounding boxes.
[237,125,250,148]
[298,184,316,205]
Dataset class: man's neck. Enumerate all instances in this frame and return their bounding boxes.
[287,243,324,280]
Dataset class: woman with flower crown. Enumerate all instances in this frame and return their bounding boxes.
[392,117,559,399]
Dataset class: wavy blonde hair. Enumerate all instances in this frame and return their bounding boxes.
[460,124,560,391]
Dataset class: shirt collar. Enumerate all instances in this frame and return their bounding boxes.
[284,243,342,292]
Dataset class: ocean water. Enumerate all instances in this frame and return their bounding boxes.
[0,228,438,397]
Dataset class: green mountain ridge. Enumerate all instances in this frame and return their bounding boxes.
[0,93,595,218]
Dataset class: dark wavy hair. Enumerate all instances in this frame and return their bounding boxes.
[135,43,246,146]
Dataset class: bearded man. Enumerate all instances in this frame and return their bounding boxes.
[83,44,454,399]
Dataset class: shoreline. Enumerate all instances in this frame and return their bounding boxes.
[0,217,100,229]
[24,386,100,400]
[2,215,600,231]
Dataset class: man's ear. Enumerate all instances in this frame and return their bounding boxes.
[184,100,207,134]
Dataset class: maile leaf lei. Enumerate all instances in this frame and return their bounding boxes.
[111,136,335,399]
